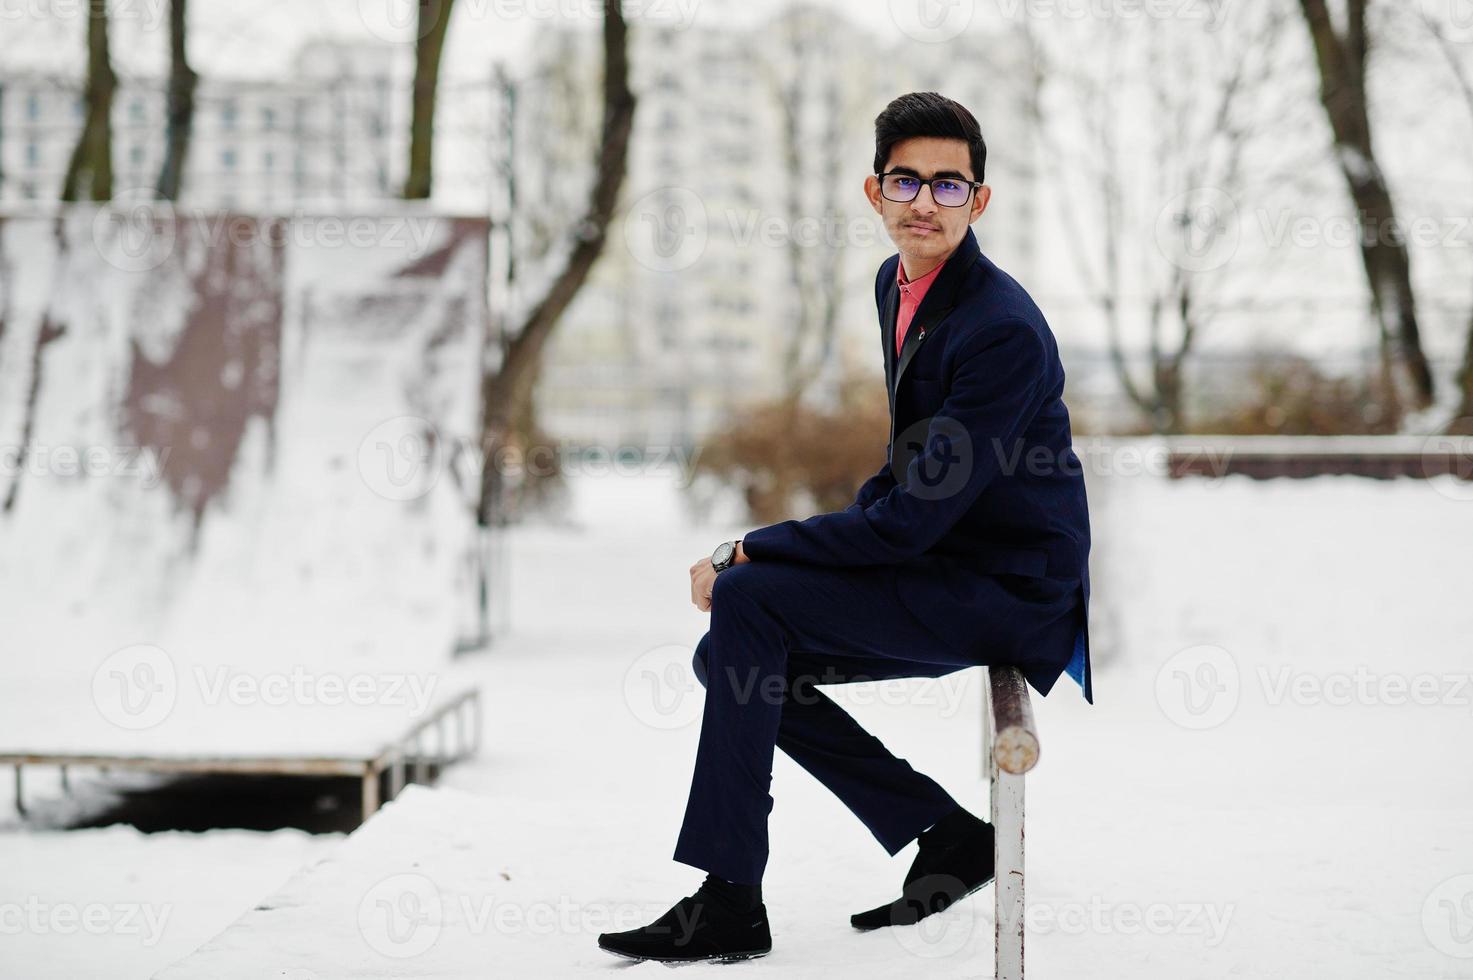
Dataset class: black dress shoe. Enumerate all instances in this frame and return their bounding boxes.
[851,807,995,931]
[597,877,772,963]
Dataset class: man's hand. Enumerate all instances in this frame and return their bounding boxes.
[690,541,749,612]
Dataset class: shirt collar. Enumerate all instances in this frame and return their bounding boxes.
[897,254,948,290]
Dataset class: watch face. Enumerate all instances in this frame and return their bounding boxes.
[713,541,734,565]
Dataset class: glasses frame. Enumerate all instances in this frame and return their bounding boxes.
[876,170,981,208]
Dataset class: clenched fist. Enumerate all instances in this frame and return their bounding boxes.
[690,540,750,612]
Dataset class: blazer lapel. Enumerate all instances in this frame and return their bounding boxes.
[882,277,900,394]
[887,227,983,397]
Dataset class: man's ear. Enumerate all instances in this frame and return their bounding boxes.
[971,184,992,223]
[864,174,883,214]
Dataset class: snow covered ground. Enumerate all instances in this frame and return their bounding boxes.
[3,458,1472,978]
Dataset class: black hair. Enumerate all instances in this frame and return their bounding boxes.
[872,91,987,184]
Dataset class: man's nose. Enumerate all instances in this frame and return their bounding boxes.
[910,185,939,215]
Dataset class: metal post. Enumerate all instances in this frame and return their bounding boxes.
[987,666,1036,980]
[435,714,448,779]
[361,763,380,821]
[412,732,428,785]
[992,756,1026,979]
[13,765,23,818]
[389,749,405,799]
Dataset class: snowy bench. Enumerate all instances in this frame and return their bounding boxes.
[3,687,481,824]
[981,666,1040,980]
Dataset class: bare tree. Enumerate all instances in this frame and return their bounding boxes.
[475,0,636,525]
[155,0,197,201]
[403,0,458,200]
[759,6,852,401]
[1414,12,1473,433]
[1297,0,1435,417]
[1020,9,1292,432]
[60,0,115,202]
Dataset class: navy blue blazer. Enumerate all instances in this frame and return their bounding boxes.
[741,226,1094,702]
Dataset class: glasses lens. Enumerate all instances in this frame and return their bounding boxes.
[882,174,920,202]
[933,180,970,207]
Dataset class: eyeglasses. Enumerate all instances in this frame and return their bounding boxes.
[877,171,980,208]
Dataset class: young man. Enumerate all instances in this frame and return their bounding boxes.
[598,91,1093,964]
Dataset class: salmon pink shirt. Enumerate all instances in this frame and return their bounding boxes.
[895,255,947,356]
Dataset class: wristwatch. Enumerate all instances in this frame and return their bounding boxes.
[711,540,738,573]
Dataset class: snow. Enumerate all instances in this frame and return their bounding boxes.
[3,461,1473,978]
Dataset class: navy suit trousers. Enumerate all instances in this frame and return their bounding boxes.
[671,558,994,885]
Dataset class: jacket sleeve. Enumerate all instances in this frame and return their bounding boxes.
[851,456,897,510]
[742,318,1049,567]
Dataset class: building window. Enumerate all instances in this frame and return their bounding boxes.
[130,99,145,122]
[130,144,144,165]
[222,148,237,169]
[262,106,276,131]
[264,151,274,172]
[25,142,39,167]
[25,93,39,120]
[221,99,237,130]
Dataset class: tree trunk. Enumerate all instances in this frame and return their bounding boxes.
[1297,0,1434,414]
[1423,10,1473,432]
[403,0,457,201]
[155,0,197,201]
[60,0,115,202]
[474,0,635,526]
[1451,323,1473,434]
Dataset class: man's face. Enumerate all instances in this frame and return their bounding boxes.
[864,136,990,264]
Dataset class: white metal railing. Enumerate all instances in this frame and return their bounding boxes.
[982,666,1040,980]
